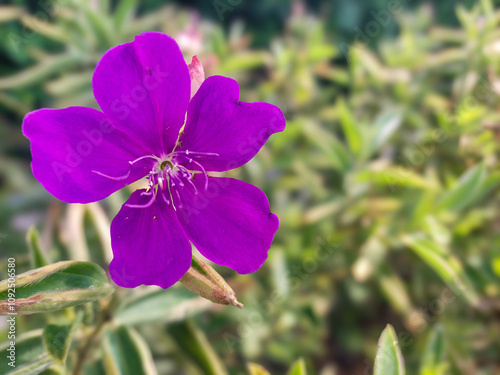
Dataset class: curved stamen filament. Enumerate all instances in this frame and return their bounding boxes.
[177,165,198,194]
[170,172,184,187]
[92,150,216,211]
[92,154,160,181]
[173,150,219,158]
[125,188,157,208]
[177,155,209,190]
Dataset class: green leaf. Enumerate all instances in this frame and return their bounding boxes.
[401,235,479,306]
[83,6,113,49]
[287,358,308,375]
[44,71,93,97]
[367,109,403,158]
[113,0,137,32]
[377,267,413,317]
[102,326,157,375]
[20,15,71,45]
[247,363,271,375]
[6,356,53,375]
[438,163,486,211]
[423,216,451,246]
[114,287,211,326]
[219,52,270,73]
[419,325,449,375]
[26,226,49,268]
[167,320,228,375]
[0,330,53,375]
[356,167,438,190]
[0,6,23,23]
[303,120,351,171]
[43,313,82,365]
[0,54,82,89]
[39,366,65,375]
[337,98,363,155]
[374,324,405,375]
[0,261,114,315]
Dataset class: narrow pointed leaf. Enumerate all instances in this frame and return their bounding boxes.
[0,6,22,23]
[83,6,113,49]
[401,235,479,306]
[303,120,351,171]
[248,363,271,375]
[439,163,486,211]
[0,54,81,89]
[287,358,308,375]
[20,15,71,44]
[167,320,228,375]
[114,288,211,326]
[419,325,449,375]
[374,324,405,375]
[356,167,438,190]
[367,109,403,158]
[113,0,137,31]
[26,226,49,268]
[0,261,114,315]
[102,326,157,375]
[0,330,53,375]
[43,313,82,365]
[337,98,363,155]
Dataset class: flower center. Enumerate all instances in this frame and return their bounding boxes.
[91,150,218,210]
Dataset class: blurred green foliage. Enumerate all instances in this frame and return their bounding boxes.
[1,0,500,374]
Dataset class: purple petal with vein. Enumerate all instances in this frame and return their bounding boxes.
[179,76,286,172]
[110,189,192,288]
[23,107,151,203]
[93,31,191,155]
[175,175,279,274]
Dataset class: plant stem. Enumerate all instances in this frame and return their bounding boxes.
[72,289,120,375]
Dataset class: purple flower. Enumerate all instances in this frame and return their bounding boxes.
[22,32,285,288]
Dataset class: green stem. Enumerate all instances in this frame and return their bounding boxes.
[72,289,120,375]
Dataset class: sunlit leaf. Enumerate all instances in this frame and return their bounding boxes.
[247,363,271,375]
[26,226,49,269]
[114,287,211,326]
[337,98,363,155]
[374,324,405,375]
[303,120,351,171]
[419,325,449,375]
[0,6,22,23]
[287,358,308,375]
[43,313,82,365]
[356,167,438,190]
[401,235,480,306]
[0,54,82,89]
[366,109,403,158]
[113,0,138,32]
[102,326,157,375]
[167,320,228,375]
[219,52,271,73]
[439,163,486,212]
[0,330,53,375]
[0,261,114,315]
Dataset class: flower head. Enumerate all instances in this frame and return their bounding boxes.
[22,32,285,288]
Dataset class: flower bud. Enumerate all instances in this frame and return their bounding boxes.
[180,255,243,308]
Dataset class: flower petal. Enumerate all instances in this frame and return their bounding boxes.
[178,76,286,172]
[109,189,192,288]
[93,31,190,155]
[188,55,204,98]
[22,107,152,203]
[174,176,279,274]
